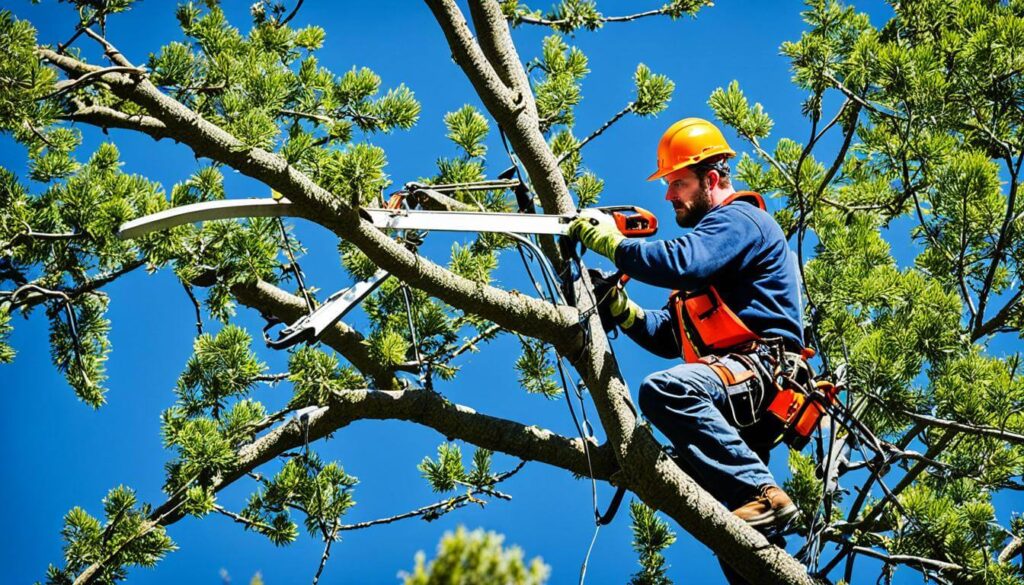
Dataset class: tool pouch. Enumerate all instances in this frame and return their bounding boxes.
[700,353,770,429]
[752,351,839,450]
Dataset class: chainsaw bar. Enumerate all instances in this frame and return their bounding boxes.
[359,208,573,235]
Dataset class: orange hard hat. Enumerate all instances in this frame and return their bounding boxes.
[647,118,735,181]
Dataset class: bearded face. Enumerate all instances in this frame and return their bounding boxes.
[670,175,713,228]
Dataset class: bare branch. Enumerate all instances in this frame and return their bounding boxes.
[850,545,964,573]
[904,411,1024,446]
[516,7,689,28]
[336,461,526,531]
[558,102,634,165]
[1,259,145,312]
[973,286,1024,340]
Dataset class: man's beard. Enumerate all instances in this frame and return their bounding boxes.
[674,183,713,228]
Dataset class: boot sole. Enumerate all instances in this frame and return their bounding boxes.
[741,503,798,528]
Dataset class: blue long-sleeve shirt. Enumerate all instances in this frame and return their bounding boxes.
[613,198,804,359]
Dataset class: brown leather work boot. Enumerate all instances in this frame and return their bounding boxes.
[731,484,798,528]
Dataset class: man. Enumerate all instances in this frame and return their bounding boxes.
[569,118,805,531]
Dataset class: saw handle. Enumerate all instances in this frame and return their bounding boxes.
[591,205,658,238]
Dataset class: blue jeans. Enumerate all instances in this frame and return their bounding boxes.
[637,356,776,509]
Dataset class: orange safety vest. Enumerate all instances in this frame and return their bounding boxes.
[664,191,838,449]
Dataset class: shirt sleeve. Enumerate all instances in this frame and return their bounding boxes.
[612,205,765,290]
[620,307,680,360]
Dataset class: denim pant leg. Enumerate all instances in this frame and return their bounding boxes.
[637,361,776,508]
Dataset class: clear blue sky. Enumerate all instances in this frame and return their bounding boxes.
[7,1,1013,585]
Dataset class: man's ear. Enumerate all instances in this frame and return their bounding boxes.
[704,169,720,191]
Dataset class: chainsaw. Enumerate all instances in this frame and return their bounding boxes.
[118,191,657,349]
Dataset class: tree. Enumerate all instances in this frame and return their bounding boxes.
[401,525,550,585]
[2,1,1022,584]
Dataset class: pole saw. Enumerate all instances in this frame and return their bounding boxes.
[117,190,657,349]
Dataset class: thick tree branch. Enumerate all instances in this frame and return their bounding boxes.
[999,536,1023,565]
[467,0,535,111]
[148,388,614,525]
[426,0,575,216]
[421,0,519,112]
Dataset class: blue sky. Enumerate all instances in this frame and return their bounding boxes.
[5,1,1018,584]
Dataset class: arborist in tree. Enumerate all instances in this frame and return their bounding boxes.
[570,118,809,536]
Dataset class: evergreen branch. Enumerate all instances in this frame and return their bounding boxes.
[972,287,1023,341]
[146,388,614,529]
[469,0,534,99]
[62,103,172,140]
[278,108,333,124]
[277,0,305,27]
[428,0,577,220]
[181,282,203,336]
[4,229,83,249]
[424,1,520,112]
[336,460,526,531]
[0,259,145,312]
[311,517,337,585]
[557,101,634,165]
[903,411,1024,446]
[81,27,134,68]
[427,324,503,363]
[72,498,185,585]
[822,72,905,122]
[517,7,679,27]
[849,546,964,573]
[823,432,955,575]
[213,504,276,533]
[254,372,290,383]
[44,66,147,99]
[974,149,1024,328]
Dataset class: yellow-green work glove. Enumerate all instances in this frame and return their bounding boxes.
[569,209,626,260]
[608,286,643,329]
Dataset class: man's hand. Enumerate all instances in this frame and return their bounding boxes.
[588,269,644,331]
[569,209,625,260]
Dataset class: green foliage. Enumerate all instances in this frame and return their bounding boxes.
[362,278,458,373]
[175,325,266,416]
[0,305,14,363]
[889,478,1005,578]
[445,105,490,159]
[45,485,176,584]
[242,454,358,543]
[419,442,467,493]
[783,448,830,534]
[628,501,676,585]
[402,526,550,585]
[709,80,773,141]
[288,346,365,408]
[48,293,111,407]
[514,337,561,398]
[532,35,588,132]
[449,242,498,285]
[0,11,59,140]
[632,64,674,117]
